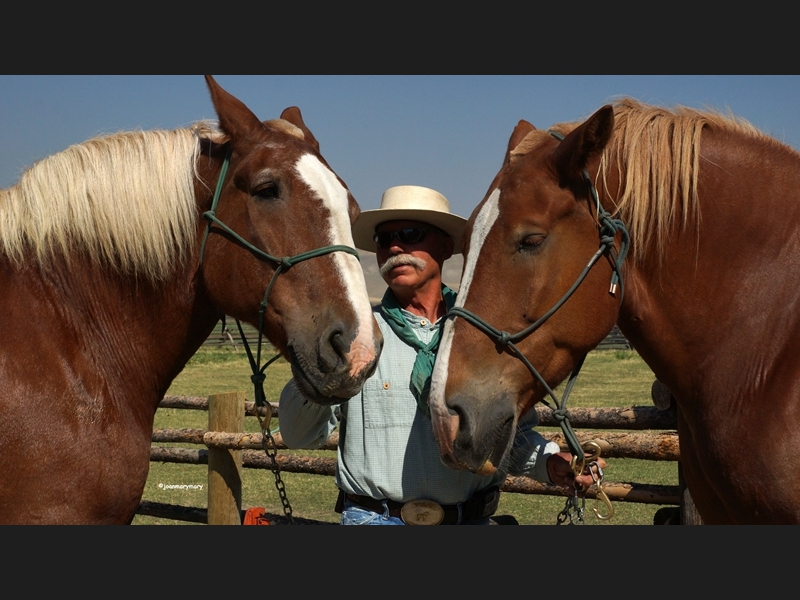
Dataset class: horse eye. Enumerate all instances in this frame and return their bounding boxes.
[519,234,545,251]
[253,182,279,201]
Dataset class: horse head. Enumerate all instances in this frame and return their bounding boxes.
[198,75,382,404]
[428,105,624,474]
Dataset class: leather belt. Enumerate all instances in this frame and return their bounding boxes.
[340,486,500,525]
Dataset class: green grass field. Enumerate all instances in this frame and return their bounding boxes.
[133,345,679,526]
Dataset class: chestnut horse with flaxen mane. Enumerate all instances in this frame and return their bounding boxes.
[0,76,381,524]
[429,97,800,524]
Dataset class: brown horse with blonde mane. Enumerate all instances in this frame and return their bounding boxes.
[0,75,382,524]
[429,97,800,524]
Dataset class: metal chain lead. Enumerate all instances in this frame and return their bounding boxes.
[255,404,295,524]
[556,490,586,525]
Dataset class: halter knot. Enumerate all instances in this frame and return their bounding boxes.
[496,331,512,347]
[599,232,616,248]
[552,407,571,423]
[598,215,619,242]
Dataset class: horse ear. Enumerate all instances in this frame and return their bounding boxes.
[505,119,536,162]
[204,75,265,144]
[280,106,321,153]
[550,105,614,184]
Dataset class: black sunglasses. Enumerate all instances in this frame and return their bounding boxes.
[373,227,430,249]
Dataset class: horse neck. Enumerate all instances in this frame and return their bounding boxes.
[20,256,216,406]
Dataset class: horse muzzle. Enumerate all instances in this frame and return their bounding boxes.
[288,325,382,404]
[431,390,516,475]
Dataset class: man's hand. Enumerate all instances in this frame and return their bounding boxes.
[546,451,607,492]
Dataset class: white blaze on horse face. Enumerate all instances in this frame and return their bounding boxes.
[295,153,378,376]
[429,189,501,414]
[453,189,501,309]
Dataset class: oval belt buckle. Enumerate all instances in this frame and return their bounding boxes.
[400,499,445,525]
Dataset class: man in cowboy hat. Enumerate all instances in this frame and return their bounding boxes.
[279,185,599,525]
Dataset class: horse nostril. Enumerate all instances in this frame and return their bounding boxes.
[330,328,349,357]
[318,323,349,373]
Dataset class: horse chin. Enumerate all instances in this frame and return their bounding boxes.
[287,347,366,406]
[460,458,500,476]
[290,365,350,405]
[460,441,512,475]
[475,460,500,476]
[439,443,508,476]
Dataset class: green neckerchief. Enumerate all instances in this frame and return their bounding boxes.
[380,285,457,416]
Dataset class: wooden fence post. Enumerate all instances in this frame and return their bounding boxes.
[207,391,245,525]
[678,463,704,525]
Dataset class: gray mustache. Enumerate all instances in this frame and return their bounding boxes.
[380,254,427,277]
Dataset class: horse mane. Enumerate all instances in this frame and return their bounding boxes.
[0,121,227,282]
[550,97,783,263]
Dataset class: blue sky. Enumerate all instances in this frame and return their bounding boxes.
[2,75,799,221]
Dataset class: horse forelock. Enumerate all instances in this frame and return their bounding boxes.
[509,129,552,161]
[0,127,203,282]
[264,118,305,140]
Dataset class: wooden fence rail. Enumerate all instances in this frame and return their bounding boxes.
[140,392,684,524]
[151,426,680,462]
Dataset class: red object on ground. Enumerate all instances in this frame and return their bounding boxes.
[243,507,271,525]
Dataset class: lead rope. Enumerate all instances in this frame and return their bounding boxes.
[447,131,630,523]
[200,148,360,524]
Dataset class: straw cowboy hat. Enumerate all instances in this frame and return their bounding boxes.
[352,185,468,254]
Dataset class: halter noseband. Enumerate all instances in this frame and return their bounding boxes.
[199,148,360,408]
[446,131,631,466]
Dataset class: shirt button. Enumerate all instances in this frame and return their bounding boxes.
[383,382,390,390]
[421,319,428,326]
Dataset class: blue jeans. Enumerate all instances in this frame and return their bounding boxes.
[339,498,491,526]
